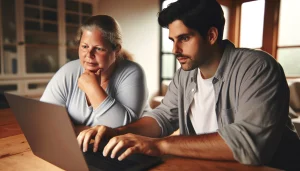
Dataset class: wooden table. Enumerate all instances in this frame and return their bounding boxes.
[0,109,282,171]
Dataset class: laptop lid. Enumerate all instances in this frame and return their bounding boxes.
[5,93,89,171]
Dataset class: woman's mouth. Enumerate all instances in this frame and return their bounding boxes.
[85,62,98,66]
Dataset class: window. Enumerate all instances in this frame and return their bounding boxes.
[239,0,265,49]
[277,0,300,76]
[160,0,177,85]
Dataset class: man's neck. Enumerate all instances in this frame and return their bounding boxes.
[199,42,225,79]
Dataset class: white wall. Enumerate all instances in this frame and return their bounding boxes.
[95,0,160,99]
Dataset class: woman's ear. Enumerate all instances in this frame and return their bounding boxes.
[207,27,218,45]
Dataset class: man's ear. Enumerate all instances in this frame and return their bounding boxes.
[207,27,218,45]
[115,44,121,54]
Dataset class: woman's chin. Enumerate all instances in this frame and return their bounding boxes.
[84,66,100,72]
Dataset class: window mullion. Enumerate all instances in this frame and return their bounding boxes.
[261,0,280,58]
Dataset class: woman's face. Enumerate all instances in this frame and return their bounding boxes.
[78,29,118,73]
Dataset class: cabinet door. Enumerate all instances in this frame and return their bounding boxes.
[24,0,59,73]
[0,0,18,75]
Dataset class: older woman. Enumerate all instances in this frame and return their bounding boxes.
[40,15,149,128]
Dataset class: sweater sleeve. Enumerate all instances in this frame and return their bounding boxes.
[143,69,181,136]
[40,63,70,106]
[90,61,150,128]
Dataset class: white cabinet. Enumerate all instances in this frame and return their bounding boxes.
[0,0,95,97]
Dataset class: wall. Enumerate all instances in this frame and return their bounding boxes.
[95,0,160,100]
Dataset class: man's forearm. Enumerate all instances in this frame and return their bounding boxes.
[116,117,161,138]
[158,132,235,161]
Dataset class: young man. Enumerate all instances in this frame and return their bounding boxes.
[77,0,300,170]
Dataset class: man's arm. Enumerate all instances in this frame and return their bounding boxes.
[159,133,234,160]
[103,131,235,161]
[78,68,184,152]
[117,117,161,138]
[77,117,161,152]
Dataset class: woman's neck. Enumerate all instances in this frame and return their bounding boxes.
[101,59,118,85]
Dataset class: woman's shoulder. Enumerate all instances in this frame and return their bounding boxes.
[51,59,82,82]
[112,59,146,83]
[116,59,144,73]
[62,59,81,69]
[56,59,82,74]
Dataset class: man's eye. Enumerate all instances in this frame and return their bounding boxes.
[182,36,189,41]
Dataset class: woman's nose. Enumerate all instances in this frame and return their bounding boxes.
[86,48,95,58]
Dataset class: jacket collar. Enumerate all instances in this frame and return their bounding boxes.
[214,40,236,83]
[189,39,235,84]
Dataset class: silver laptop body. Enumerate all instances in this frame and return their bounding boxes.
[5,93,161,171]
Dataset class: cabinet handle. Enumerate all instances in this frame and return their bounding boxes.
[18,42,25,45]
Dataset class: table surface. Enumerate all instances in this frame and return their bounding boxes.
[0,108,282,171]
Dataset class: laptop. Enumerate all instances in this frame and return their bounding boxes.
[4,93,162,171]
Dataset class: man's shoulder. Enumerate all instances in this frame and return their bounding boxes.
[231,48,278,69]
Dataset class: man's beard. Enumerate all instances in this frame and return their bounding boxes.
[175,54,200,71]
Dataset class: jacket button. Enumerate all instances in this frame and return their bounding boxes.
[212,78,218,84]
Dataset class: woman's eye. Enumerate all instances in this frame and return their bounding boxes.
[82,45,88,49]
[96,47,102,51]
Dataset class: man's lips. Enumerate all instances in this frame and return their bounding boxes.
[177,56,189,63]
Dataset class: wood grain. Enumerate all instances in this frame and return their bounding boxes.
[0,109,283,171]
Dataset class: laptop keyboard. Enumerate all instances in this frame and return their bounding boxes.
[82,142,162,171]
[83,150,138,171]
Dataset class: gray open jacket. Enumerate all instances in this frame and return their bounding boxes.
[143,40,300,166]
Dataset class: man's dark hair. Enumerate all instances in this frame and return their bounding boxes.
[158,0,225,41]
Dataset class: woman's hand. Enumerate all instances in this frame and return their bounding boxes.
[78,69,101,95]
[77,125,119,153]
[78,69,108,108]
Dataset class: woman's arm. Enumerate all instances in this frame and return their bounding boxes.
[86,61,149,127]
[40,63,70,105]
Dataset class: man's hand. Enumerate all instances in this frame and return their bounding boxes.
[103,133,164,161]
[77,125,119,153]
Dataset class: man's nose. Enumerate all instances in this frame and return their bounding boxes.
[172,42,182,54]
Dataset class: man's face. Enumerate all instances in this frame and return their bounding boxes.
[169,20,211,71]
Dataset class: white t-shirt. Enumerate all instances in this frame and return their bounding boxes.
[189,69,218,134]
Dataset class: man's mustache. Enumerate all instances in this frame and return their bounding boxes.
[174,53,190,58]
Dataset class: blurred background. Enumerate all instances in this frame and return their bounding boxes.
[0,0,299,109]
